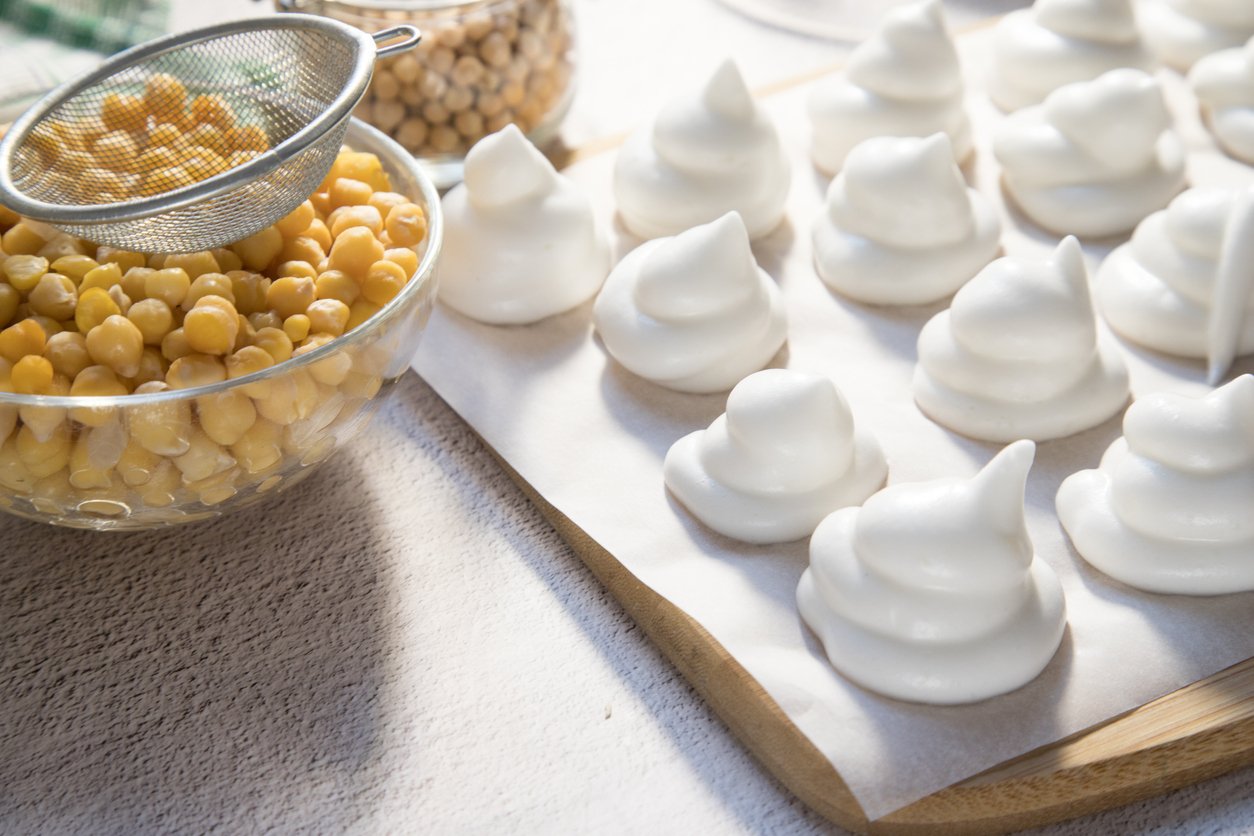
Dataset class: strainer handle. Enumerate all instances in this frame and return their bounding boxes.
[372,25,422,58]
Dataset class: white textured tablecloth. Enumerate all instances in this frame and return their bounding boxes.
[2,1,1252,833]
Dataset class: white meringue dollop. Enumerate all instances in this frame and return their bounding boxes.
[613,59,790,241]
[992,68,1187,238]
[807,0,971,173]
[1057,375,1254,595]
[593,212,787,393]
[812,133,1001,305]
[914,236,1130,441]
[798,440,1067,705]
[438,124,611,325]
[988,0,1155,112]
[1140,0,1254,71]
[1189,36,1254,164]
[664,369,887,545]
[1096,186,1254,383]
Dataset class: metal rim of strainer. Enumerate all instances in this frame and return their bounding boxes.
[0,14,420,229]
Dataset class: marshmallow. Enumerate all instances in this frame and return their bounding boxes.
[1096,186,1254,383]
[812,133,1000,305]
[1140,0,1254,71]
[1189,36,1254,165]
[798,440,1067,704]
[664,369,887,544]
[807,0,971,173]
[915,237,1130,441]
[438,125,611,325]
[993,69,1186,238]
[988,0,1155,112]
[613,59,790,240]
[1057,375,1254,595]
[593,212,787,393]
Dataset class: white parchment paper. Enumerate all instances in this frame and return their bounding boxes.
[413,29,1254,819]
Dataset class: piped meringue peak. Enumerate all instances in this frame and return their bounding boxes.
[807,0,971,173]
[613,59,790,240]
[663,369,887,545]
[1189,37,1254,165]
[438,125,612,325]
[1096,185,1254,383]
[1140,0,1254,71]
[914,237,1130,441]
[798,440,1067,705]
[593,212,787,394]
[988,0,1154,112]
[812,133,1000,305]
[993,68,1186,238]
[1057,375,1254,595]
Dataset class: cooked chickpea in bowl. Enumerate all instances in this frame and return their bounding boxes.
[0,119,442,529]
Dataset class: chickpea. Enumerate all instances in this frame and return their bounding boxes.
[197,388,257,447]
[144,73,187,122]
[304,219,334,252]
[127,347,167,387]
[86,314,144,378]
[127,298,175,345]
[228,271,271,315]
[0,318,46,363]
[28,273,78,320]
[328,226,385,280]
[276,201,315,238]
[253,327,294,363]
[106,285,132,316]
[283,314,311,343]
[129,380,192,456]
[330,178,374,209]
[166,354,226,389]
[145,267,191,308]
[16,421,72,479]
[100,93,147,133]
[2,223,48,256]
[0,284,21,325]
[274,260,318,282]
[346,300,382,331]
[4,254,49,292]
[385,247,420,278]
[17,373,68,443]
[75,287,121,333]
[184,297,240,356]
[11,355,54,394]
[231,418,283,474]
[183,273,235,310]
[315,270,359,306]
[266,276,315,320]
[278,236,326,268]
[232,225,283,272]
[362,260,408,306]
[329,205,384,238]
[162,251,219,280]
[173,427,235,483]
[191,94,235,132]
[306,299,350,337]
[161,327,193,362]
[69,365,128,427]
[44,331,92,379]
[120,266,154,302]
[116,437,161,487]
[248,311,283,333]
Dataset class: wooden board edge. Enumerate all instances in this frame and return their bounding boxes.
[482,447,871,833]
[481,440,1254,836]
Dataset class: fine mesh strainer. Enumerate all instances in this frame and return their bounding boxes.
[0,14,419,253]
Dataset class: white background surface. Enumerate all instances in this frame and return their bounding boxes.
[2,1,1252,833]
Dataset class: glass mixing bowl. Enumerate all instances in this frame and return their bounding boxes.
[0,118,443,530]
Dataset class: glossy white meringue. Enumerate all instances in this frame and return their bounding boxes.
[993,69,1186,238]
[664,369,887,544]
[988,0,1154,112]
[1096,186,1254,383]
[438,125,611,325]
[613,59,790,240]
[1189,37,1254,164]
[915,237,1130,441]
[798,440,1067,704]
[812,133,1000,305]
[593,212,787,394]
[807,0,971,173]
[1140,0,1254,71]
[1057,375,1254,595]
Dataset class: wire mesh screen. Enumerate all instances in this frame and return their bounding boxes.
[4,22,364,251]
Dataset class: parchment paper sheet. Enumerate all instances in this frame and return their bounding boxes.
[413,29,1254,819]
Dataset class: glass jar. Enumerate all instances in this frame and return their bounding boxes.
[278,0,576,187]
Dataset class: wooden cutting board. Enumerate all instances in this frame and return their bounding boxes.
[519,22,1254,835]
